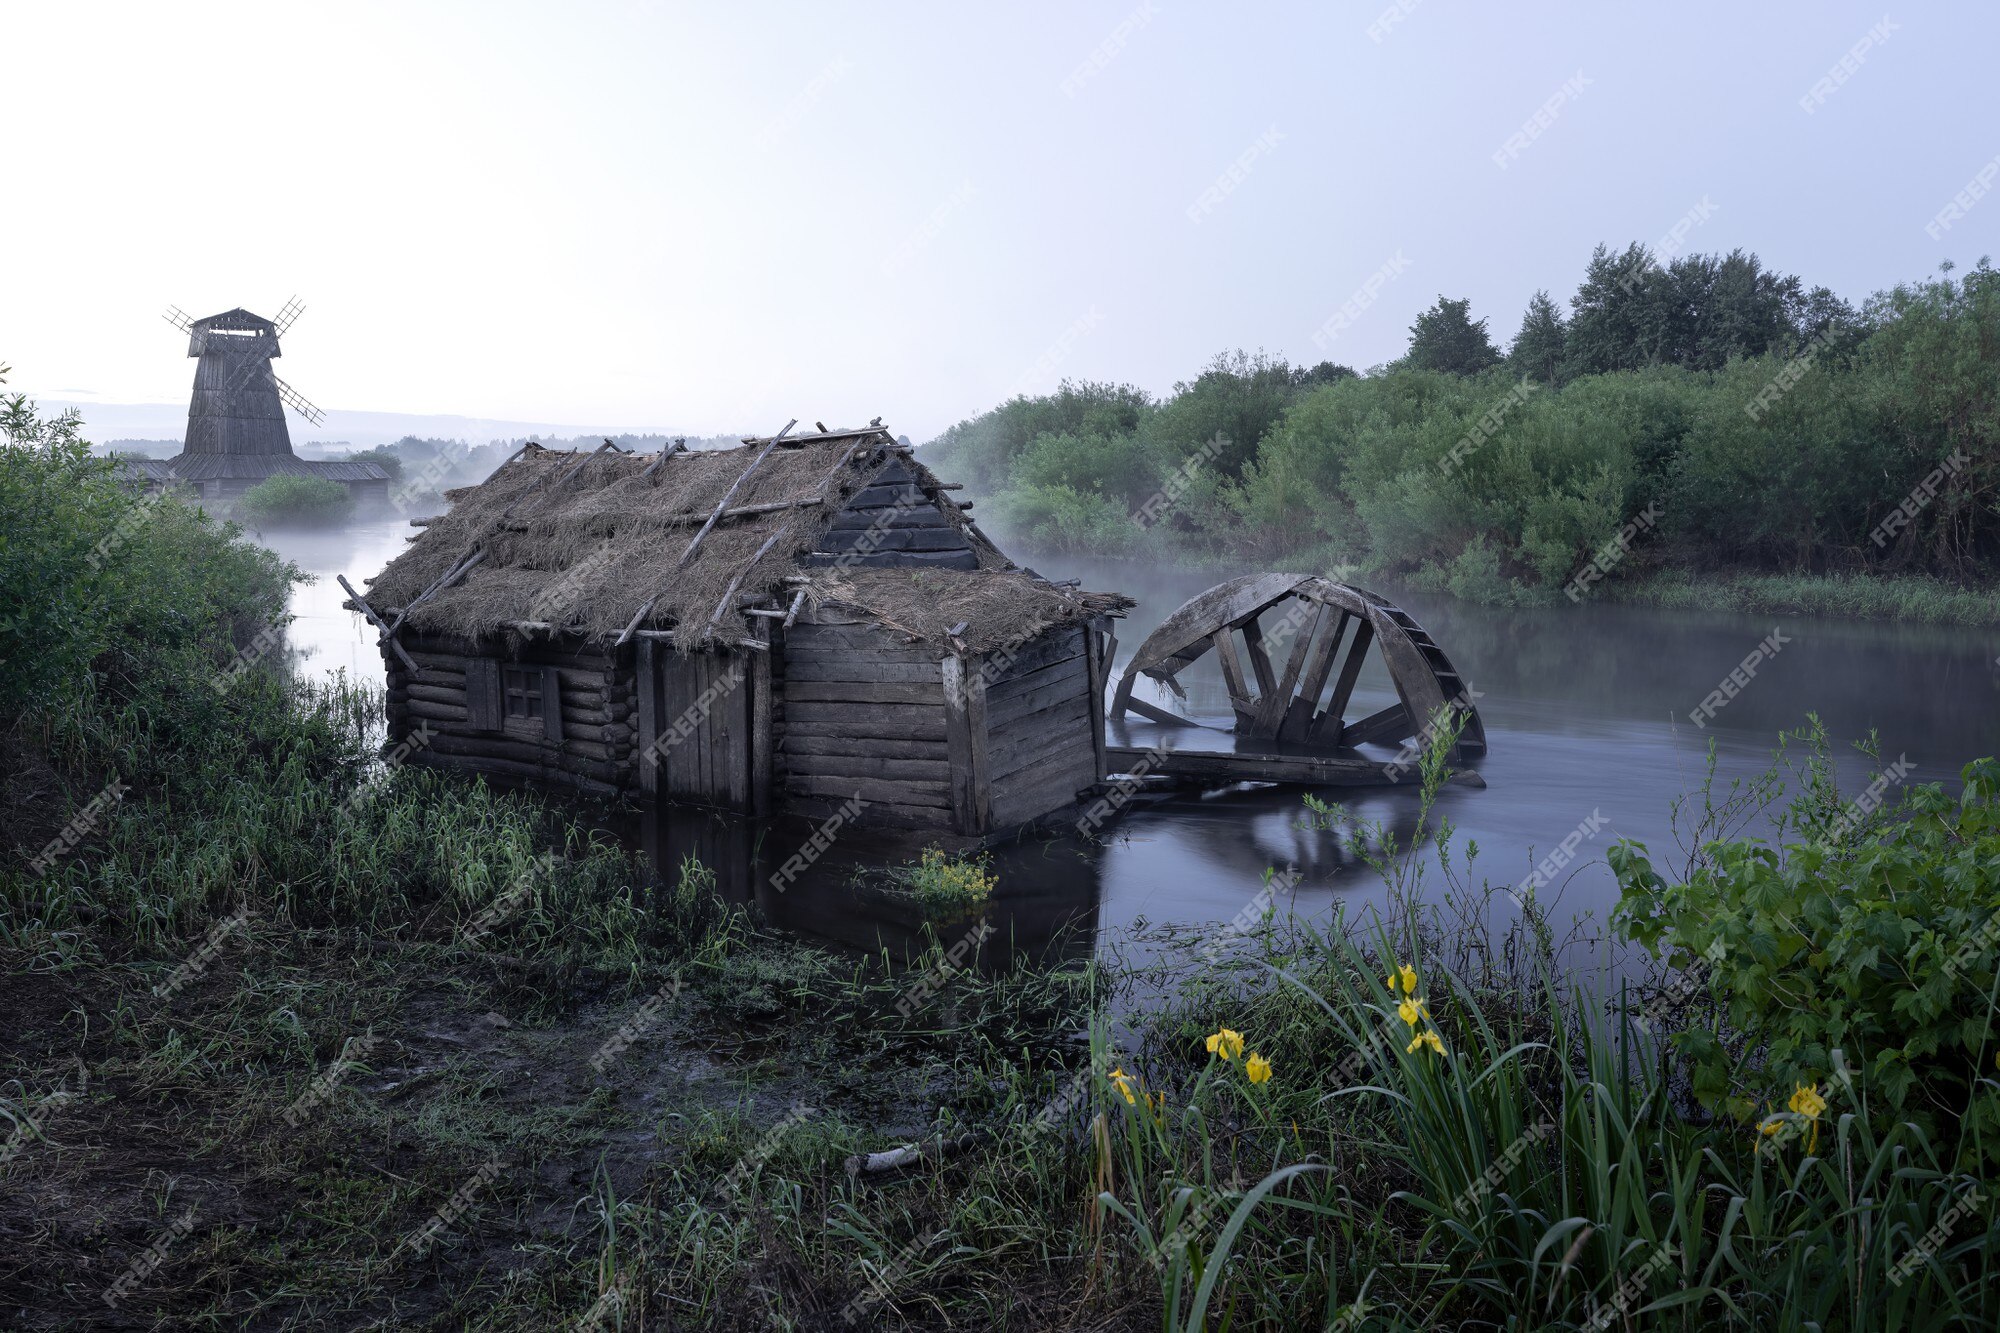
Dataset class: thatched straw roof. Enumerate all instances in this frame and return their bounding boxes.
[364,426,1127,652]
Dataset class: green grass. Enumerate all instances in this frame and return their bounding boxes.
[1606,568,2000,625]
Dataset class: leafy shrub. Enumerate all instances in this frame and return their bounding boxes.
[0,377,294,720]
[1613,750,2000,1168]
[237,473,354,527]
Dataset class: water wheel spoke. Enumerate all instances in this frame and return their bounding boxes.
[1339,703,1411,748]
[1282,610,1350,742]
[1210,628,1255,724]
[1313,619,1375,742]
[1240,613,1279,700]
[1124,695,1201,728]
[1254,600,1324,736]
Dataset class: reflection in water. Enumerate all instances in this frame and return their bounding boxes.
[262,522,2000,964]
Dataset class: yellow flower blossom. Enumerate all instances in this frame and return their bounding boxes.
[1396,998,1428,1028]
[1108,1067,1138,1106]
[1788,1083,1826,1119]
[1385,964,1418,995]
[1244,1052,1272,1083]
[1204,1028,1245,1061]
[1405,1029,1445,1056]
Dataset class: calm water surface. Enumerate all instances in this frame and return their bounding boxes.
[266,520,2000,965]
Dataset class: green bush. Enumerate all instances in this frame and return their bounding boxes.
[237,473,354,527]
[0,375,294,720]
[1613,743,2000,1169]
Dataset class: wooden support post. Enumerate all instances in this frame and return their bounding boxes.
[941,654,991,835]
[1084,620,1109,780]
[781,589,808,629]
[635,638,658,794]
[750,620,772,815]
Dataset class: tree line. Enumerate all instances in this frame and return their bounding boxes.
[927,250,1998,604]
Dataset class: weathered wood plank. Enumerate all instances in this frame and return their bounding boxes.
[986,668,1091,729]
[990,725,1097,787]
[802,548,981,571]
[781,715,949,743]
[784,679,945,705]
[984,627,1086,683]
[407,749,622,797]
[778,734,950,761]
[783,659,945,684]
[984,654,1087,711]
[816,526,970,553]
[783,794,951,831]
[1103,745,1399,787]
[783,773,952,809]
[786,754,952,782]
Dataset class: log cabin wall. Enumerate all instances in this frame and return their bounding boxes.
[384,634,635,796]
[975,622,1104,830]
[776,620,959,831]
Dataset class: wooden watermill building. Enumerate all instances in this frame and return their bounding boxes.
[353,424,1130,834]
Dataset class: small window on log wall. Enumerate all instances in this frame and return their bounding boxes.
[502,666,543,720]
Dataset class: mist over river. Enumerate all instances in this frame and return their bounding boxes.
[266,518,2000,967]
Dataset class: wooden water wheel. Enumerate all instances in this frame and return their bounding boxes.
[1109,574,1486,759]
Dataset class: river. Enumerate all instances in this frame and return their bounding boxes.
[266,518,2000,968]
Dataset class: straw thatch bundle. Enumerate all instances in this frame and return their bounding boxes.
[802,568,1130,655]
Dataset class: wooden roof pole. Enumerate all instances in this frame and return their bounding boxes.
[672,418,796,568]
[338,574,420,673]
[702,521,796,641]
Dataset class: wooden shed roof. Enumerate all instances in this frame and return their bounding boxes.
[362,425,1127,652]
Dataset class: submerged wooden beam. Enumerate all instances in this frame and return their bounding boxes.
[1105,745,1402,787]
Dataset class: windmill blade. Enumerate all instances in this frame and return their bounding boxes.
[163,305,195,334]
[273,296,306,335]
[271,373,326,426]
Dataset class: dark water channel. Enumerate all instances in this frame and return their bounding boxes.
[272,520,2000,972]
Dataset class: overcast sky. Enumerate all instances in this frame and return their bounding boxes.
[5,1,1995,442]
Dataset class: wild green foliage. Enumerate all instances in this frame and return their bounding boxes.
[0,372,294,720]
[236,472,355,527]
[935,256,2000,610]
[338,445,403,480]
[1403,295,1500,375]
[1614,743,2000,1169]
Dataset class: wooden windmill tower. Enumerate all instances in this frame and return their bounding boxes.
[163,297,325,456]
[132,299,386,505]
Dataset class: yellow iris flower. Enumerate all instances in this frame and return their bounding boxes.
[1108,1067,1138,1106]
[1788,1083,1826,1119]
[1386,964,1418,995]
[1405,1029,1445,1056]
[1204,1028,1245,1061]
[1244,1052,1272,1084]
[1397,998,1428,1028]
